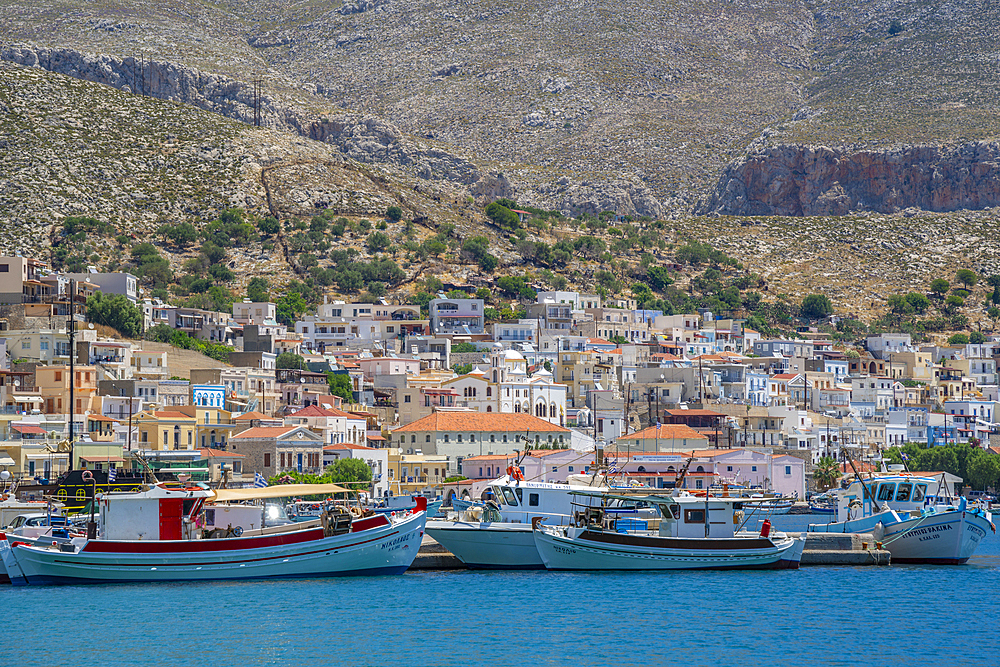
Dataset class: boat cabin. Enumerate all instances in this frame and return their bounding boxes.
[99,484,213,541]
[483,475,606,524]
[835,475,933,522]
[651,495,749,539]
[577,492,758,539]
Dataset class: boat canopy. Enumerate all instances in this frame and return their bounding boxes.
[211,484,351,503]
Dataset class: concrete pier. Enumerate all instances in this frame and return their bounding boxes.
[794,532,891,566]
[410,535,464,570]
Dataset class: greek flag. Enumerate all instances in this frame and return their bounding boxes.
[254,472,268,488]
[656,422,661,432]
[107,467,116,482]
[901,452,909,462]
[609,461,618,473]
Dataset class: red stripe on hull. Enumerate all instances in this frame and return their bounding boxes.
[351,515,389,532]
[59,530,400,567]
[81,527,326,553]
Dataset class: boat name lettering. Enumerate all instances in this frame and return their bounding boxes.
[906,524,953,540]
[966,524,986,539]
[380,535,409,550]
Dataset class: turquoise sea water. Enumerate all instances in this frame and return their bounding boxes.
[3,514,998,667]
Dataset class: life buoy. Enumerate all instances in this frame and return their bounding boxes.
[506,466,515,478]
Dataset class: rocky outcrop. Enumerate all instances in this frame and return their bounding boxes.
[703,142,1000,216]
[0,43,487,188]
[535,177,664,219]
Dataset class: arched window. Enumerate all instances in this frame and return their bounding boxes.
[486,405,492,412]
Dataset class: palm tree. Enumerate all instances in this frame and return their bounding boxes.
[813,456,841,491]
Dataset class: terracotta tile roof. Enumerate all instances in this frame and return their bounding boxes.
[587,338,614,345]
[463,454,515,461]
[231,426,297,439]
[233,411,270,421]
[527,448,573,458]
[616,423,708,442]
[391,412,570,433]
[199,448,244,458]
[289,404,359,419]
[323,443,375,451]
[771,374,799,380]
[87,414,119,422]
[152,411,195,420]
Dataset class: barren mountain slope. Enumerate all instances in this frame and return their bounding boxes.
[2,0,998,216]
[0,61,476,261]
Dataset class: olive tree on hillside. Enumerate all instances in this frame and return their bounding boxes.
[930,278,950,298]
[800,293,833,320]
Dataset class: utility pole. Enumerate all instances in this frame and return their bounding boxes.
[698,354,704,404]
[68,279,76,471]
[252,77,263,127]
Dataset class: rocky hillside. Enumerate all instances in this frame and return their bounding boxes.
[3,0,998,217]
[0,60,477,261]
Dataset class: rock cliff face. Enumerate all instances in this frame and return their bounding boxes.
[0,42,663,218]
[0,43,490,187]
[703,142,1000,216]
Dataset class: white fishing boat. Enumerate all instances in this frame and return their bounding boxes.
[807,472,994,564]
[425,474,609,569]
[0,482,427,586]
[533,491,805,571]
[0,512,84,584]
[742,496,794,515]
[0,495,52,529]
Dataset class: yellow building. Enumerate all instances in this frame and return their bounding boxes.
[134,409,198,451]
[386,448,449,496]
[133,405,240,451]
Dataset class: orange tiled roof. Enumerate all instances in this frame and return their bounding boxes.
[323,443,375,451]
[199,448,244,458]
[527,448,573,458]
[616,423,708,442]
[290,404,358,419]
[392,412,569,433]
[152,411,195,420]
[233,411,270,421]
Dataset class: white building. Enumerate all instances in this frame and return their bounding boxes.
[285,404,369,446]
[390,412,571,474]
[442,345,568,426]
